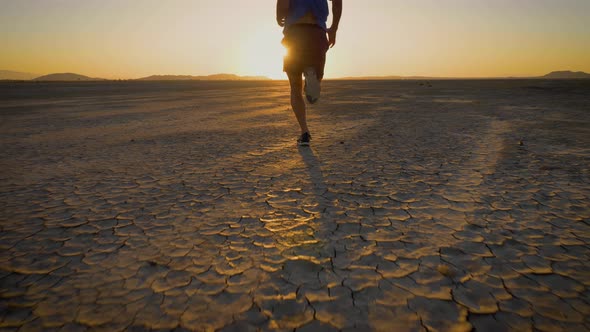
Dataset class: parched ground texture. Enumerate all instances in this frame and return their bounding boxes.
[0,79,589,331]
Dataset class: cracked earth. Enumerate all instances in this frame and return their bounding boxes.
[1,79,589,331]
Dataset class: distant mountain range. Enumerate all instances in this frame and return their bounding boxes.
[1,70,588,81]
[0,71,270,81]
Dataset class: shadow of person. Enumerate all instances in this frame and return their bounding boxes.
[282,146,338,259]
[297,146,327,196]
[296,146,341,240]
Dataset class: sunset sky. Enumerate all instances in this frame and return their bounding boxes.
[1,0,589,79]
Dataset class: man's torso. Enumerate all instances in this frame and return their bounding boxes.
[285,0,329,30]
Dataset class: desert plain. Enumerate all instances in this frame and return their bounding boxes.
[0,79,589,331]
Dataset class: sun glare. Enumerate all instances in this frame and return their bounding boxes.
[239,28,287,80]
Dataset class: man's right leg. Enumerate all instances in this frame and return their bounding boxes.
[302,25,328,104]
[304,67,321,104]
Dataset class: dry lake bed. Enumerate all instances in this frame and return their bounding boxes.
[1,79,589,331]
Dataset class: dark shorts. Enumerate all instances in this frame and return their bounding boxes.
[282,24,329,79]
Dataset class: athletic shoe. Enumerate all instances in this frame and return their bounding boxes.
[297,132,311,146]
[304,67,320,104]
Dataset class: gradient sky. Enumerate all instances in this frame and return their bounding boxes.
[1,0,589,79]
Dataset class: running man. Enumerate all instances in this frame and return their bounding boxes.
[276,0,342,146]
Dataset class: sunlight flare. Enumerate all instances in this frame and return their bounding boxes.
[239,28,287,80]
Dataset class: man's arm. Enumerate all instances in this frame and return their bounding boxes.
[328,0,342,47]
[276,0,290,27]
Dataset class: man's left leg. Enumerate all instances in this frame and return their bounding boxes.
[287,72,309,133]
[287,71,311,146]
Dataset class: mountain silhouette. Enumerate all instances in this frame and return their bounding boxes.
[34,73,105,81]
[542,71,590,79]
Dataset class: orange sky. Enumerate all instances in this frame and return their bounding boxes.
[1,0,589,79]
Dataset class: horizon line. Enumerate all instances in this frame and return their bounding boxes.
[2,70,589,81]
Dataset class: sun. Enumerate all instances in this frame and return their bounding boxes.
[239,28,287,80]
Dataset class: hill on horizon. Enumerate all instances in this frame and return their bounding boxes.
[137,74,271,81]
[34,73,105,81]
[542,71,590,79]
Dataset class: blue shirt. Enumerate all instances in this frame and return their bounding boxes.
[285,0,329,31]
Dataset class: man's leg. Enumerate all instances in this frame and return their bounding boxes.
[303,67,321,104]
[287,71,309,135]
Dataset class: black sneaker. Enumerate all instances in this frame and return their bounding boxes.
[297,132,311,146]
